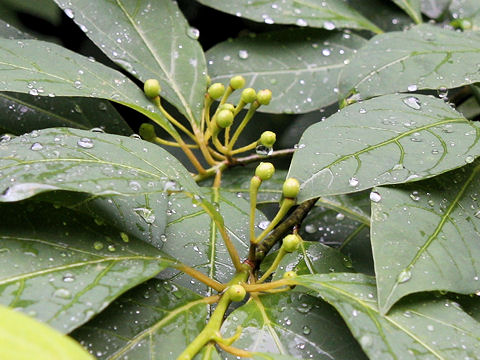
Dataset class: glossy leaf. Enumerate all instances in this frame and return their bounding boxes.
[72,279,208,360]
[0,304,93,360]
[0,201,173,333]
[296,273,480,359]
[0,127,199,202]
[339,24,480,99]
[0,93,132,135]
[288,94,480,202]
[0,38,178,136]
[159,189,266,295]
[1,0,61,25]
[316,191,371,226]
[221,292,367,359]
[420,0,450,18]
[392,0,423,23]
[449,0,480,30]
[0,19,32,39]
[53,0,207,125]
[207,29,367,114]
[196,0,382,33]
[371,161,480,313]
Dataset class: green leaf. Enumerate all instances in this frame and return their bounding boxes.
[0,19,32,39]
[72,279,208,360]
[449,0,480,30]
[347,0,413,32]
[392,0,423,23]
[0,93,132,135]
[421,0,450,19]
[339,24,480,99]
[220,292,367,359]
[53,0,207,125]
[371,161,480,313]
[295,273,480,359]
[0,38,178,136]
[316,191,371,226]
[196,0,382,33]
[457,96,480,120]
[0,304,93,360]
[207,29,366,114]
[159,189,266,294]
[1,0,61,25]
[0,200,173,333]
[288,94,480,202]
[0,127,198,202]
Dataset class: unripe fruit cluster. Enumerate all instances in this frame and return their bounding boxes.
[282,234,301,253]
[260,131,276,148]
[216,109,234,128]
[255,162,275,181]
[282,178,300,198]
[227,284,246,302]
[144,79,161,98]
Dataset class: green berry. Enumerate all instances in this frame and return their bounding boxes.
[282,234,301,253]
[241,88,256,103]
[282,178,300,198]
[260,131,276,148]
[216,109,234,128]
[144,79,161,98]
[255,162,275,181]
[230,75,246,90]
[208,83,225,99]
[139,123,157,141]
[219,103,235,112]
[227,284,246,302]
[257,89,272,105]
[283,271,297,280]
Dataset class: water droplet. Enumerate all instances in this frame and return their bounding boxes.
[255,145,273,156]
[322,48,331,56]
[296,18,308,27]
[336,213,345,221]
[62,273,75,282]
[120,232,129,243]
[258,220,270,230]
[465,155,475,164]
[407,84,418,92]
[369,191,381,203]
[409,191,420,201]
[54,288,72,299]
[305,224,316,233]
[359,108,367,114]
[107,244,116,252]
[73,80,82,89]
[323,21,335,30]
[349,177,359,187]
[90,127,105,133]
[238,49,249,59]
[302,325,311,335]
[64,8,74,19]
[30,142,43,151]
[437,86,448,99]
[29,89,38,96]
[360,335,373,347]
[93,241,103,250]
[129,181,141,191]
[186,27,200,40]
[134,207,155,224]
[474,210,480,219]
[398,269,412,283]
[77,138,94,149]
[427,324,434,331]
[402,96,422,110]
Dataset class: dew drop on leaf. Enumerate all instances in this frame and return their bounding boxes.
[296,18,308,27]
[186,26,200,40]
[360,335,373,347]
[93,241,104,250]
[407,84,418,92]
[255,145,273,156]
[53,288,72,299]
[238,49,249,59]
[90,127,105,133]
[302,325,311,335]
[62,273,75,282]
[402,96,422,110]
[258,220,270,230]
[323,21,335,30]
[465,155,474,163]
[64,8,74,19]
[349,177,359,187]
[77,138,94,149]
[30,142,43,151]
[134,207,156,224]
[369,191,382,203]
[398,269,412,283]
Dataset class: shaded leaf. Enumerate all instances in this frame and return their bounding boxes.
[53,0,207,125]
[315,191,371,226]
[0,127,198,202]
[0,93,132,135]
[196,0,382,33]
[0,200,173,333]
[421,0,450,18]
[0,38,178,136]
[339,24,480,99]
[0,19,32,39]
[207,29,366,114]
[0,304,93,360]
[288,94,480,202]
[1,0,61,25]
[347,0,413,32]
[220,292,367,359]
[371,161,480,313]
[392,0,423,23]
[72,279,208,360]
[449,0,480,30]
[296,273,480,359]
[159,189,266,295]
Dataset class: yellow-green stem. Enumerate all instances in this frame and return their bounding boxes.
[257,248,287,283]
[227,102,259,152]
[253,198,295,244]
[175,264,225,292]
[153,136,198,148]
[231,140,258,155]
[153,97,197,142]
[243,278,292,292]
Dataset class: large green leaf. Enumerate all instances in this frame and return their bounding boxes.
[0,127,198,202]
[288,94,480,202]
[0,93,132,135]
[159,189,266,295]
[196,0,382,33]
[371,161,480,313]
[0,201,173,333]
[72,279,208,360]
[295,273,480,359]
[339,24,480,99]
[450,0,480,30]
[53,0,207,125]
[1,0,61,25]
[0,19,32,39]
[221,292,367,359]
[0,304,93,360]
[207,29,366,114]
[392,0,423,23]
[421,0,450,18]
[0,38,178,136]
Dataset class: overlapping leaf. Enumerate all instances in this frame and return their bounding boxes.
[0,128,198,202]
[0,305,93,360]
[0,38,177,136]
[0,201,173,333]
[371,160,480,313]
[0,19,32,39]
[450,0,480,30]
[392,0,422,23]
[72,279,208,360]
[207,29,366,114]
[339,24,480,99]
[196,0,382,33]
[220,292,367,359]
[53,0,207,125]
[296,273,480,359]
[288,94,480,201]
[420,0,450,18]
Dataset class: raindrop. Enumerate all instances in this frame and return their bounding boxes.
[349,177,359,187]
[29,89,39,96]
[255,145,273,156]
[336,213,345,221]
[474,210,480,219]
[238,49,249,59]
[407,84,418,92]
[296,18,308,27]
[186,27,200,40]
[134,207,156,224]
[54,288,72,299]
[64,8,74,19]
[323,21,335,30]
[359,108,367,114]
[73,80,82,89]
[258,220,270,230]
[129,181,141,191]
[62,273,75,282]
[427,324,434,331]
[398,269,412,283]
[305,224,316,233]
[77,138,94,149]
[302,325,311,335]
[402,96,422,110]
[107,244,116,252]
[437,86,448,99]
[369,191,381,203]
[465,155,475,164]
[30,142,43,151]
[409,191,420,201]
[93,241,104,250]
[321,48,331,56]
[90,127,105,133]
[360,335,373,347]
